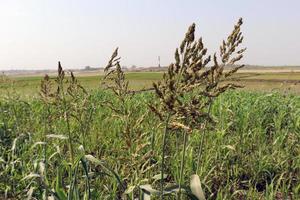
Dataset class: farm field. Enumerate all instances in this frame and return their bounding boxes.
[1,71,300,98]
[0,68,300,199]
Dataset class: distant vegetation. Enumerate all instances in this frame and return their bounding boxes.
[1,71,300,97]
[0,18,299,200]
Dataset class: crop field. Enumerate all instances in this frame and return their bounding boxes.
[0,19,300,200]
[1,71,300,199]
[1,72,300,199]
[1,71,300,98]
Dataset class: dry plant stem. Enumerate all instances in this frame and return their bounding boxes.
[161,113,171,200]
[177,130,188,200]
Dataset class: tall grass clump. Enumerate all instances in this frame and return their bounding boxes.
[14,63,127,199]
[144,18,246,199]
[101,48,156,199]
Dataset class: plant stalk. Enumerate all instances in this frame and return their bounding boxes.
[196,100,212,173]
[66,111,74,164]
[177,130,188,200]
[160,113,171,200]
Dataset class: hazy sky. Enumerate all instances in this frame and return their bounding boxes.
[0,0,300,70]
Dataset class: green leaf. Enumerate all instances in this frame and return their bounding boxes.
[68,161,80,200]
[85,154,125,191]
[55,168,67,200]
[80,157,91,200]
[125,185,136,194]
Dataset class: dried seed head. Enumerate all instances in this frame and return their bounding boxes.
[58,61,62,74]
[150,18,246,130]
[70,71,76,83]
[40,74,52,100]
[175,48,180,70]
[180,23,196,53]
[103,48,130,99]
[186,23,196,43]
[58,61,65,80]
[105,47,120,73]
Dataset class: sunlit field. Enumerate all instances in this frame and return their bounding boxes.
[1,71,300,98]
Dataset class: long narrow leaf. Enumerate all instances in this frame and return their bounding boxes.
[85,154,125,191]
[55,168,67,200]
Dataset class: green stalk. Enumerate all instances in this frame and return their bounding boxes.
[196,130,205,173]
[43,144,48,198]
[151,130,155,152]
[80,98,93,149]
[196,100,212,173]
[177,130,188,200]
[160,113,171,200]
[43,105,51,198]
[60,75,74,164]
[60,79,74,164]
[66,110,74,164]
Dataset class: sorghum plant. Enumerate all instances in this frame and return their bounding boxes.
[148,18,246,199]
[102,48,155,199]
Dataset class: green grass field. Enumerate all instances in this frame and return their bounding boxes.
[0,70,299,199]
[1,90,299,199]
[1,71,300,98]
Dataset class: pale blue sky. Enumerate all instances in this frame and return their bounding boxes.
[0,0,299,70]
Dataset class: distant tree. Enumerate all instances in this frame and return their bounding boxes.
[84,66,92,70]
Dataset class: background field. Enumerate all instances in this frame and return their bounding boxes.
[1,70,300,97]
